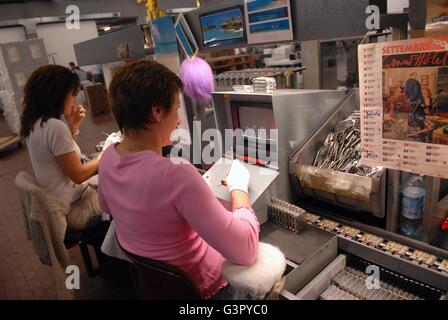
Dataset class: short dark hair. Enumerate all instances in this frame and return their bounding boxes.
[20,65,80,138]
[109,60,183,132]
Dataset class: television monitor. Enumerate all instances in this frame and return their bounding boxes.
[199,5,246,48]
[237,106,276,139]
[230,102,277,165]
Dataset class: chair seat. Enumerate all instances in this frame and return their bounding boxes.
[117,238,202,300]
[64,221,110,244]
[64,221,110,278]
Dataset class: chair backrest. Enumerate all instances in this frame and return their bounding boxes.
[15,171,74,300]
[14,171,70,265]
[117,239,201,300]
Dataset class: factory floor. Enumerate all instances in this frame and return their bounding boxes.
[0,111,136,300]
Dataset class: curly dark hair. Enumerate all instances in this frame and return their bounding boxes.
[109,60,183,132]
[20,65,80,138]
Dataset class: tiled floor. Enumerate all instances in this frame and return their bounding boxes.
[0,111,135,300]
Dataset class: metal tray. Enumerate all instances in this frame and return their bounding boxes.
[289,89,386,218]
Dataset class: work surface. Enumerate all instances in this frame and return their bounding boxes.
[260,222,336,265]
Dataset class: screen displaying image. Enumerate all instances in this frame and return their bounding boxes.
[175,23,194,59]
[247,0,288,12]
[150,16,178,55]
[175,13,198,61]
[248,6,289,23]
[244,0,293,44]
[249,19,290,33]
[199,6,246,47]
[238,106,276,139]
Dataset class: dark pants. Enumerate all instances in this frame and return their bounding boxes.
[408,101,425,129]
[211,284,257,300]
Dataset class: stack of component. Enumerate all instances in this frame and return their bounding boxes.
[215,67,302,89]
[299,201,448,275]
[252,77,276,94]
[320,285,359,300]
[232,85,254,94]
[268,198,306,233]
[326,254,446,300]
[313,111,381,176]
[321,265,444,300]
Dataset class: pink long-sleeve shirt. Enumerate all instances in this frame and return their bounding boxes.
[97,144,260,299]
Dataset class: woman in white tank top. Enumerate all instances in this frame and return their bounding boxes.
[21,65,103,231]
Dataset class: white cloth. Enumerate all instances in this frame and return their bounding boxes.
[101,220,132,263]
[102,131,122,152]
[226,159,251,193]
[26,118,86,203]
[221,242,286,299]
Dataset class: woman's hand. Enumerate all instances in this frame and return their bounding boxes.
[95,150,104,161]
[226,159,251,194]
[65,105,86,136]
[56,151,99,184]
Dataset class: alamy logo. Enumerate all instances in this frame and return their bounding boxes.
[365,265,380,290]
[169,121,278,176]
[66,5,80,30]
[365,5,380,31]
[65,265,80,290]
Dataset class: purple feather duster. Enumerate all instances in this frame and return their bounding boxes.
[180,57,214,103]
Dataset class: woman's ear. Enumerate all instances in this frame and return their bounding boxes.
[151,105,161,122]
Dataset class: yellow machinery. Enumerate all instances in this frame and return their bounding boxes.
[136,0,165,21]
[137,0,201,21]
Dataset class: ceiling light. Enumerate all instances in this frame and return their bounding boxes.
[103,26,111,31]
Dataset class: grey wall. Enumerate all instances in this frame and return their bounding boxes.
[290,0,369,42]
[159,0,197,10]
[200,0,224,7]
[0,0,146,20]
[408,0,426,29]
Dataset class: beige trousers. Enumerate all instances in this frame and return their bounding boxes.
[67,186,103,231]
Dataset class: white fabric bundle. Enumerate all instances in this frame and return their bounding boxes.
[102,131,123,151]
[221,242,286,299]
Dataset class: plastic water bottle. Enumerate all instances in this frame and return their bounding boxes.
[399,174,425,238]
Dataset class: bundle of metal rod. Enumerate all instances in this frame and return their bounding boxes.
[345,257,446,300]
[252,77,276,94]
[313,111,381,176]
[320,285,359,300]
[322,264,445,300]
[215,67,303,89]
[331,269,410,300]
[268,198,306,233]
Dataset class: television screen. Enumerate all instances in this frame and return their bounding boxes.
[232,104,276,140]
[199,6,246,48]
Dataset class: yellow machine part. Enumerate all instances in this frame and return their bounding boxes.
[137,0,201,21]
[136,0,165,21]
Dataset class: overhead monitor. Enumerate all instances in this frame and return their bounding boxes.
[199,5,246,48]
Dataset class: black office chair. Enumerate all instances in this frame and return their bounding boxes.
[117,238,201,300]
[64,221,110,278]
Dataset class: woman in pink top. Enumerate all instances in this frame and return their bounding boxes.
[98,61,259,299]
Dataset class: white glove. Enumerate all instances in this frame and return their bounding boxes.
[102,131,123,151]
[226,159,251,194]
